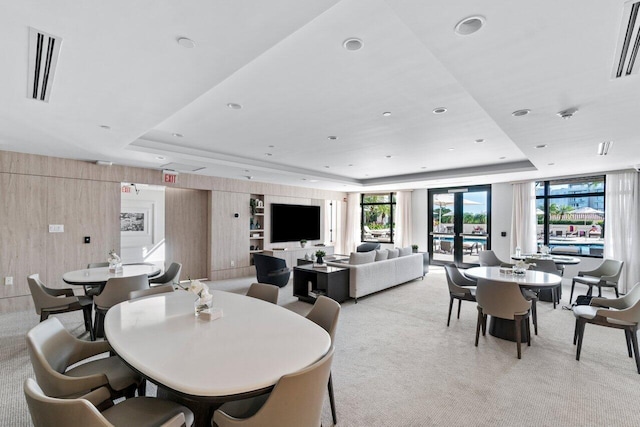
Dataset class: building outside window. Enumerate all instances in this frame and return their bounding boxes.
[361,193,395,243]
[535,176,605,257]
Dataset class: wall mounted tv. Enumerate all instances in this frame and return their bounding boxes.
[271,204,321,243]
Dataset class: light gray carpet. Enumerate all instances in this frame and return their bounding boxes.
[3,267,640,426]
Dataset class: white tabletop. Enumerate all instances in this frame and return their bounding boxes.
[510,254,581,264]
[465,266,562,289]
[104,290,331,399]
[62,264,161,285]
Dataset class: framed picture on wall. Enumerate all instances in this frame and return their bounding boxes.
[120,207,151,235]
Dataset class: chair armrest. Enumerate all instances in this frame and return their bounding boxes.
[591,297,627,309]
[267,268,291,277]
[161,413,187,427]
[80,386,112,407]
[595,306,640,324]
[45,287,75,297]
[45,296,79,308]
[68,340,112,365]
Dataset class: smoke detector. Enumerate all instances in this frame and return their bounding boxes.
[557,107,578,119]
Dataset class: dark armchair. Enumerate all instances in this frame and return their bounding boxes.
[253,254,291,288]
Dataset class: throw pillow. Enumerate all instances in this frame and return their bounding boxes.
[375,249,388,261]
[387,248,399,259]
[398,247,412,257]
[349,251,376,265]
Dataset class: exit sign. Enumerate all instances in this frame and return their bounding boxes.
[163,170,178,184]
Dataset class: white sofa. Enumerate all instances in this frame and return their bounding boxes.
[327,250,424,302]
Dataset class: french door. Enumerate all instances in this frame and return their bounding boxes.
[428,185,491,268]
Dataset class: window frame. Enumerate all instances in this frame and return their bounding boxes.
[360,192,396,244]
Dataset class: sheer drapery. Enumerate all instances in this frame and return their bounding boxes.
[605,171,640,293]
[395,191,413,248]
[510,182,538,254]
[344,193,361,254]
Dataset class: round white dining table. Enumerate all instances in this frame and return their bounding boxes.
[104,290,331,426]
[464,266,562,289]
[510,254,581,265]
[62,264,162,286]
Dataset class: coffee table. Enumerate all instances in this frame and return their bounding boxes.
[293,264,349,303]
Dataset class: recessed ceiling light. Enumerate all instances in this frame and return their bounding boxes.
[244,170,250,173]
[265,153,272,156]
[512,109,530,117]
[535,144,548,149]
[421,166,427,169]
[474,139,485,144]
[455,16,485,36]
[99,125,111,130]
[382,112,392,117]
[433,107,447,114]
[156,156,165,160]
[499,156,506,160]
[343,38,364,51]
[348,164,353,166]
[386,155,392,158]
[328,136,338,140]
[301,178,307,181]
[172,133,183,138]
[448,148,455,151]
[177,37,196,48]
[268,145,275,148]
[548,162,555,166]
[324,165,330,168]
[557,107,578,119]
[227,103,242,110]
[309,179,319,183]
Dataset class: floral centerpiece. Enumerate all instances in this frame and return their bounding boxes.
[539,245,550,255]
[187,279,212,316]
[107,250,122,273]
[513,260,535,275]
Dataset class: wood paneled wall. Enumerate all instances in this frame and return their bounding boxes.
[165,188,209,280]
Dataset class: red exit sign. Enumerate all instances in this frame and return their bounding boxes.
[163,170,178,184]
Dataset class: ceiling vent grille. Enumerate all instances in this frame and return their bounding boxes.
[27,27,62,102]
[613,1,640,78]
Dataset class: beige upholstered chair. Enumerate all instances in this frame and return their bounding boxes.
[478,250,513,267]
[27,274,94,341]
[527,258,562,309]
[475,279,532,359]
[443,263,476,327]
[213,346,334,427]
[149,262,182,287]
[573,282,640,373]
[26,317,143,399]
[24,378,193,427]
[129,284,174,300]
[93,274,149,337]
[305,296,340,425]
[246,283,279,305]
[570,259,624,304]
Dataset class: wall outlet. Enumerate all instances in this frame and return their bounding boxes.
[230,260,235,267]
[4,276,13,286]
[48,224,64,233]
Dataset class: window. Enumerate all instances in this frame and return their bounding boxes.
[361,193,395,243]
[536,176,605,257]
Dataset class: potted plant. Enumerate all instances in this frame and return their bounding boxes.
[249,198,257,216]
[300,239,308,248]
[411,244,419,253]
[315,250,326,264]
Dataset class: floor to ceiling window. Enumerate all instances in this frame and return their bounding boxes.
[429,186,491,267]
[535,176,605,257]
[361,193,395,243]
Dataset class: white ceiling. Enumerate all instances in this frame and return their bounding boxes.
[2,0,639,192]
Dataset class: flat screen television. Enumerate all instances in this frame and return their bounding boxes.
[271,204,321,243]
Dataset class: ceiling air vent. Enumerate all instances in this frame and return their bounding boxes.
[612,1,640,78]
[27,27,62,102]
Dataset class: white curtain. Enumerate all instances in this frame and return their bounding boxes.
[510,182,538,254]
[605,171,640,293]
[395,191,413,248]
[344,193,361,254]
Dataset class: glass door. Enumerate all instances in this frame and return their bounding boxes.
[429,186,490,267]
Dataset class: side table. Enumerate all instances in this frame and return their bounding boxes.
[293,264,349,303]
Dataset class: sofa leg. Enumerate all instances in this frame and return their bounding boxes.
[354,298,358,304]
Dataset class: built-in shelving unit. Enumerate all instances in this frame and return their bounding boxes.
[250,194,265,265]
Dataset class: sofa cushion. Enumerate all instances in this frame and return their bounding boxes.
[374,249,388,261]
[387,248,399,259]
[398,247,412,257]
[349,251,376,265]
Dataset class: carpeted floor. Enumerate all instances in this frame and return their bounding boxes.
[3,267,640,426]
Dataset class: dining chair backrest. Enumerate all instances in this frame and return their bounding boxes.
[592,282,640,311]
[93,274,149,310]
[596,259,624,281]
[27,275,77,316]
[213,347,334,427]
[443,264,476,295]
[305,296,340,342]
[87,262,109,269]
[149,262,182,287]
[475,279,531,320]
[129,284,174,300]
[246,283,279,304]
[478,250,502,267]
[526,258,561,275]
